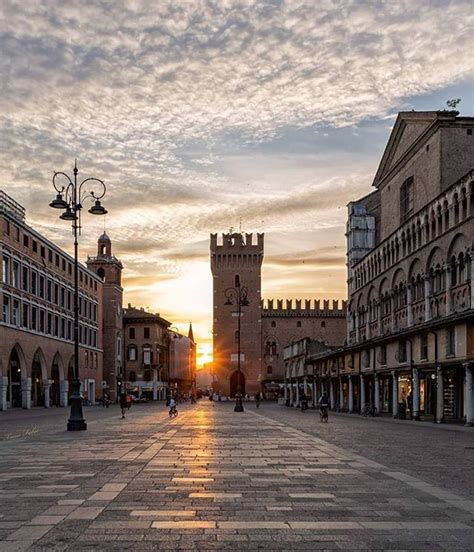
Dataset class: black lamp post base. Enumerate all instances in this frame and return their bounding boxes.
[234,395,244,412]
[67,380,87,431]
[67,419,87,431]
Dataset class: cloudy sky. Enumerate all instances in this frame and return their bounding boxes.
[1,0,473,366]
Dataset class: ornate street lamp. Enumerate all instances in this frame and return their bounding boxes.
[50,160,107,431]
[224,275,249,412]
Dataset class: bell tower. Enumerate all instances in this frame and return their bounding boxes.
[87,233,123,400]
[210,232,264,397]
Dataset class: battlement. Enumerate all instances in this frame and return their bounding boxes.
[210,232,264,251]
[262,298,347,317]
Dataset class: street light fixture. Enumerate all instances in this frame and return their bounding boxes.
[49,160,107,431]
[224,275,249,412]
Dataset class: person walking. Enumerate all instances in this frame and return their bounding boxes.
[255,393,260,408]
[120,392,128,419]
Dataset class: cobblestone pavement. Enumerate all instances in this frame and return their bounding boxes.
[255,402,474,500]
[0,401,473,551]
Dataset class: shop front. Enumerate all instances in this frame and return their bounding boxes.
[398,372,412,418]
[379,373,392,414]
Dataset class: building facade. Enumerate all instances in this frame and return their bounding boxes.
[211,232,346,398]
[87,232,124,401]
[169,324,197,395]
[284,111,474,425]
[123,305,171,400]
[0,191,103,409]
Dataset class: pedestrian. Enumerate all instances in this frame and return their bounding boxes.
[255,393,260,408]
[126,393,132,410]
[119,392,127,419]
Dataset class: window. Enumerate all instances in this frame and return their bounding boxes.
[400,177,414,223]
[144,327,150,339]
[23,234,29,248]
[129,327,135,339]
[271,321,276,327]
[31,271,37,295]
[32,240,37,253]
[47,313,52,334]
[128,346,137,361]
[420,335,428,360]
[2,295,10,324]
[22,266,29,291]
[398,341,407,363]
[12,300,19,326]
[48,249,53,262]
[12,261,20,287]
[446,328,455,356]
[2,255,10,284]
[321,321,326,328]
[296,321,301,327]
[55,254,59,267]
[22,303,29,328]
[39,310,45,333]
[267,365,273,375]
[40,245,45,258]
[379,345,387,365]
[62,258,66,271]
[143,348,152,365]
[31,306,37,331]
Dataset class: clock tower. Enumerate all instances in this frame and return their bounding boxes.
[87,233,124,401]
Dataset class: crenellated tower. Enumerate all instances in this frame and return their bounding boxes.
[210,232,264,397]
[87,233,124,401]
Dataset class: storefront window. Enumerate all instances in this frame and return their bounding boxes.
[398,374,412,413]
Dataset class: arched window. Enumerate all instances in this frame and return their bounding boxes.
[450,256,457,287]
[127,345,137,361]
[453,194,460,224]
[97,268,105,281]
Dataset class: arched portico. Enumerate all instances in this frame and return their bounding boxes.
[6,344,27,409]
[31,348,48,407]
[51,353,67,407]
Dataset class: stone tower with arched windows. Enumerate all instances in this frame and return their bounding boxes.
[211,232,264,397]
[87,233,123,400]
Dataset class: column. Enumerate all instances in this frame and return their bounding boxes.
[303,377,308,396]
[407,285,414,327]
[313,380,317,408]
[355,312,360,343]
[60,380,68,407]
[339,378,343,410]
[470,253,474,309]
[445,266,452,315]
[377,300,382,335]
[436,366,444,424]
[374,375,380,413]
[360,374,365,413]
[295,383,300,408]
[329,380,334,409]
[465,364,473,427]
[283,383,288,402]
[412,369,420,420]
[424,276,432,321]
[391,371,398,417]
[21,377,32,409]
[348,376,353,413]
[289,382,293,405]
[0,376,8,411]
[365,307,370,340]
[153,382,158,401]
[390,293,396,332]
[43,380,51,408]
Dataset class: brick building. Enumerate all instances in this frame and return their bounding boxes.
[123,305,171,400]
[169,324,197,396]
[284,110,474,424]
[0,191,103,409]
[87,232,123,401]
[210,232,346,398]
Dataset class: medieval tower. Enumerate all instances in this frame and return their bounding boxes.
[87,233,124,400]
[211,232,264,397]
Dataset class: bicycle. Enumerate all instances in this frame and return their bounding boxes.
[169,406,178,418]
[362,403,378,417]
[320,406,329,423]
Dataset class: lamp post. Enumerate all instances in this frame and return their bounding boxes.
[49,161,107,431]
[224,275,249,412]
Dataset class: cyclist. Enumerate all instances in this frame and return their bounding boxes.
[169,396,177,417]
[318,391,330,422]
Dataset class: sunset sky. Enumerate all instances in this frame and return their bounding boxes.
[1,1,473,367]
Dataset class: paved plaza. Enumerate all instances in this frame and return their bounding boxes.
[0,402,473,551]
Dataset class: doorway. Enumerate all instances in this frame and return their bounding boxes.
[230,370,245,397]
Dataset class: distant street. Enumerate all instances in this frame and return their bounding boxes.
[0,401,473,550]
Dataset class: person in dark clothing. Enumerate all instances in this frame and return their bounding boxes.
[119,393,128,419]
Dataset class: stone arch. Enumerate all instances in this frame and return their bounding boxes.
[7,344,27,408]
[31,348,48,407]
[447,232,469,260]
[51,353,65,407]
[391,267,406,289]
[425,246,444,274]
[408,258,422,280]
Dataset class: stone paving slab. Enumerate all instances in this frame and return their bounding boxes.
[0,401,473,550]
